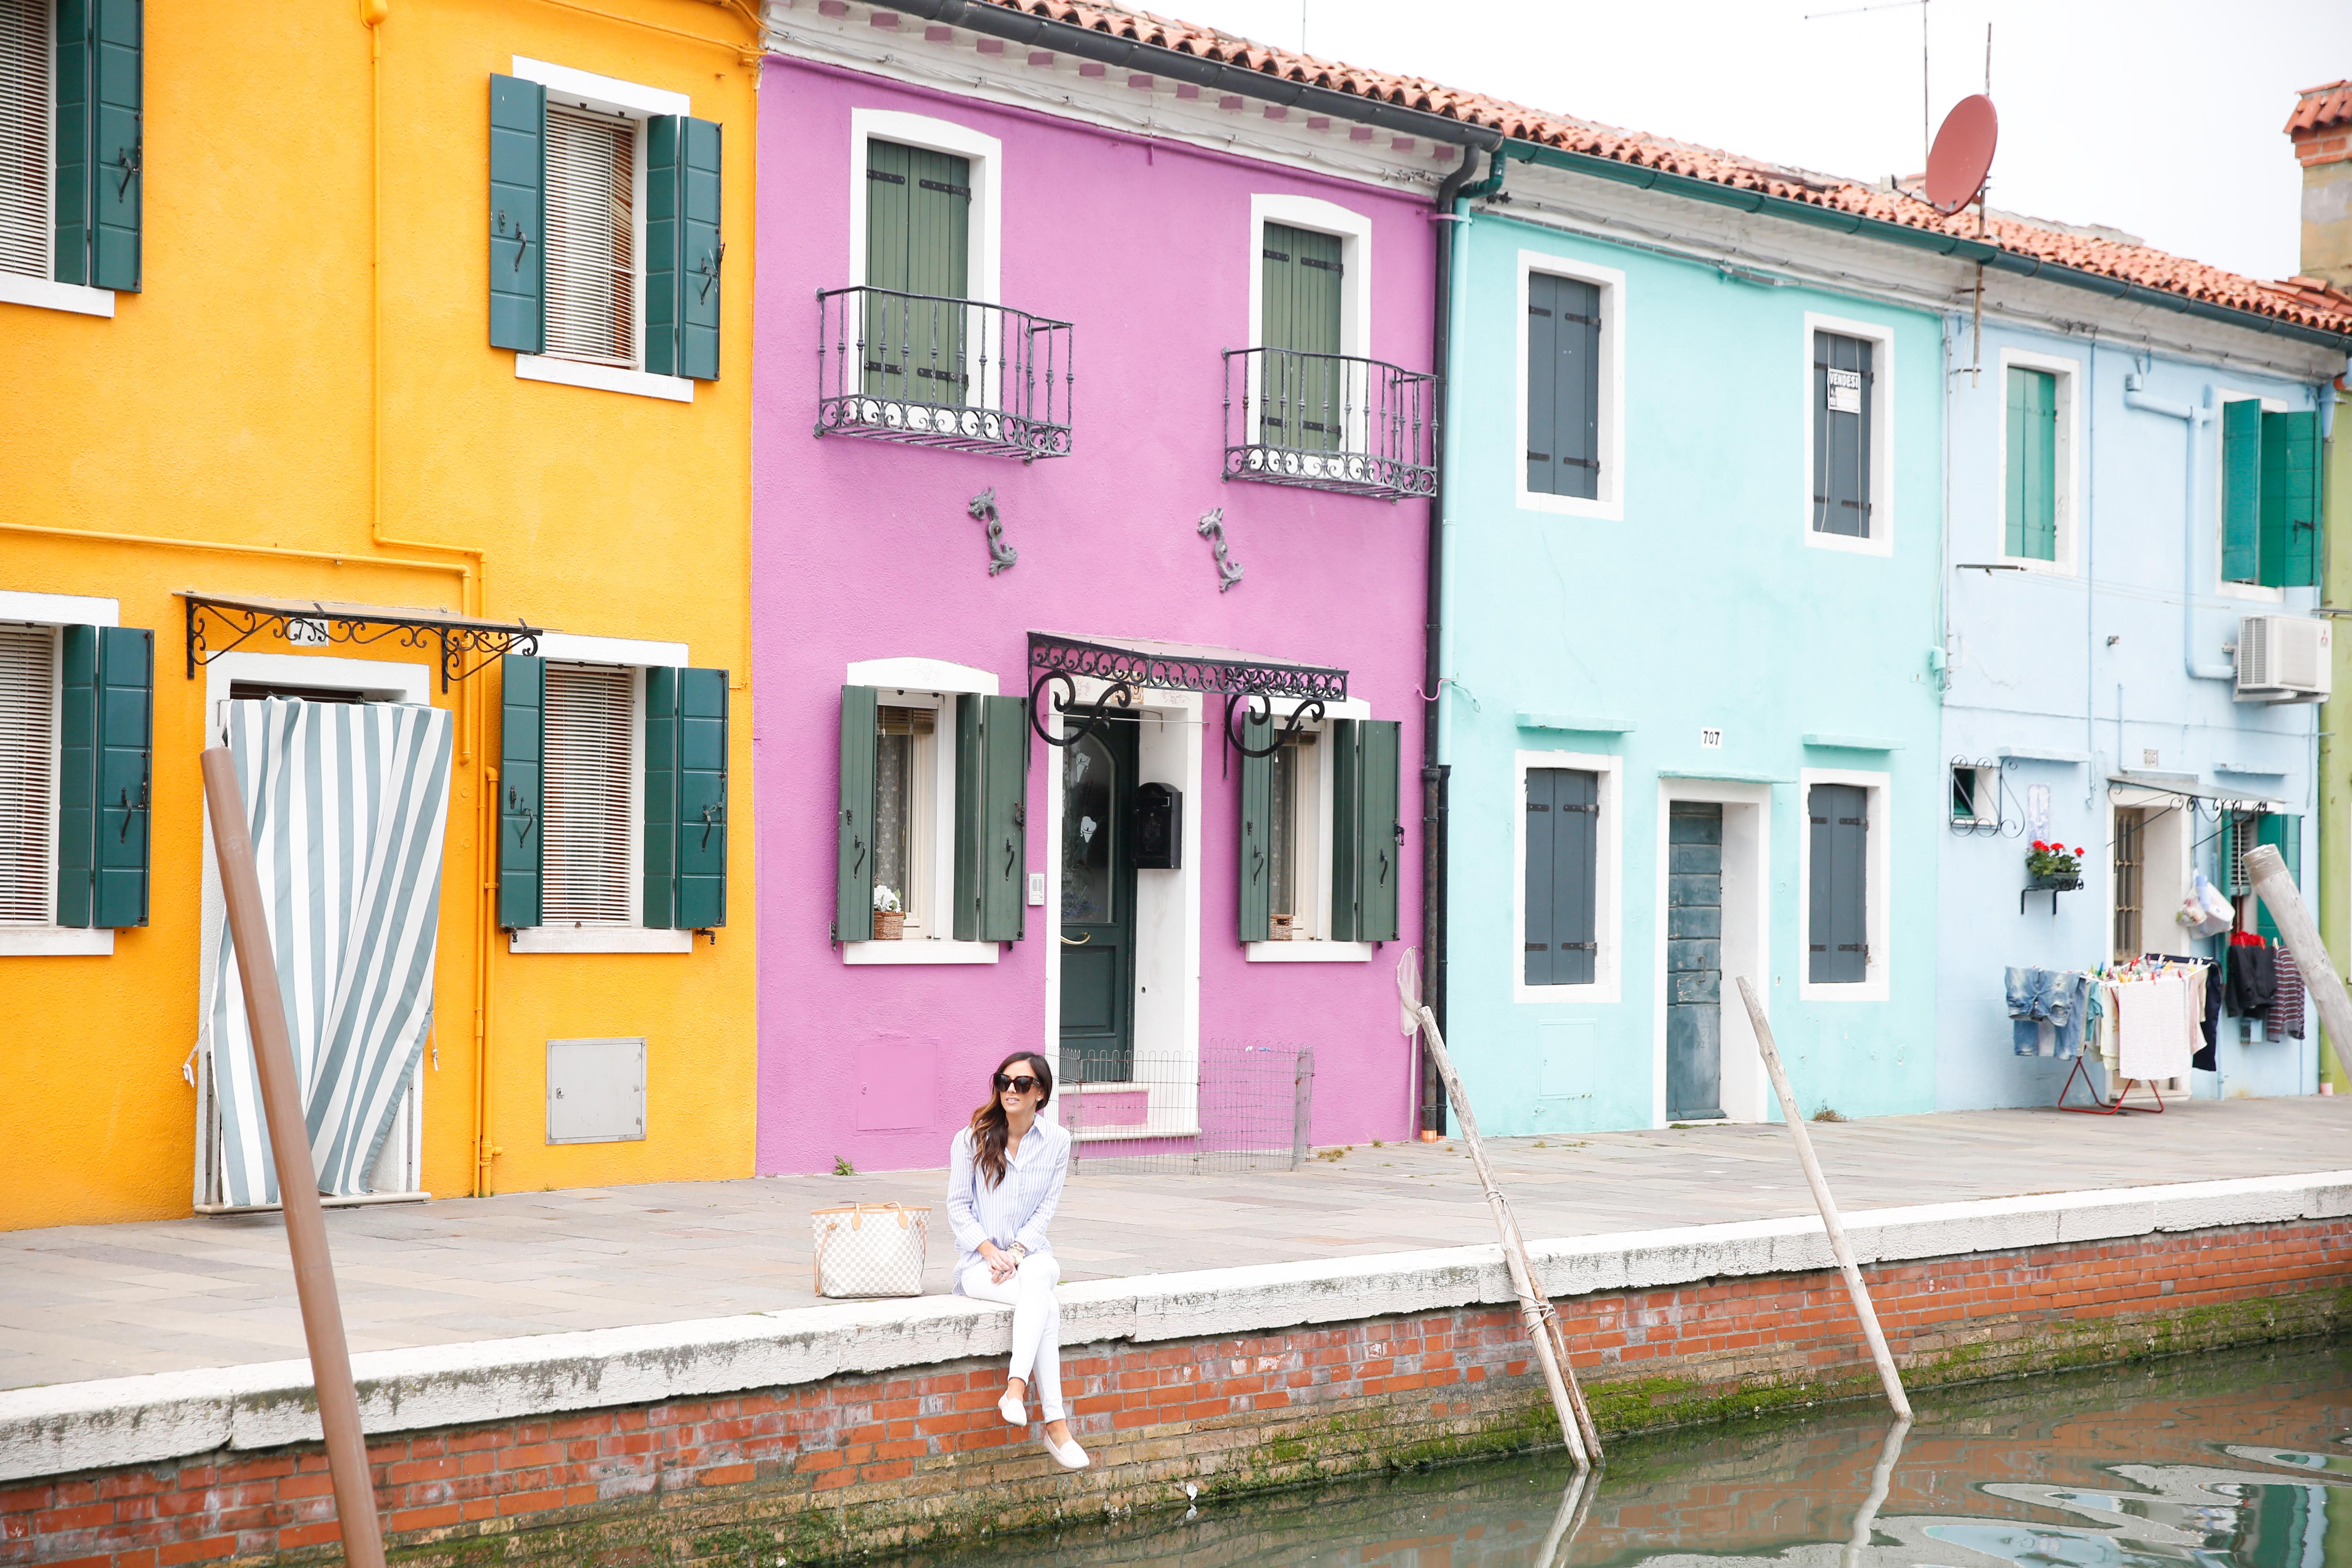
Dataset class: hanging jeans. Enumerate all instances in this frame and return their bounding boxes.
[2005,967,2084,1058]
[960,1254,1066,1421]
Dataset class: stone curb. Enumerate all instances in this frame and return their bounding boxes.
[5,1168,2347,1483]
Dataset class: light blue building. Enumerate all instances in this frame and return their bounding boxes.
[1934,272,2342,1109]
[1430,147,1948,1134]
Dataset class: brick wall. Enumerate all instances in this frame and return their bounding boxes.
[7,1218,2348,1567]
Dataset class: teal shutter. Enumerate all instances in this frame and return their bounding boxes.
[1808,784,1869,983]
[836,685,879,942]
[2255,813,2302,943]
[644,668,728,929]
[2005,367,2058,561]
[53,0,91,286]
[52,0,140,290]
[646,115,723,381]
[56,625,150,929]
[1236,716,1272,942]
[488,74,546,353]
[1526,273,1599,500]
[2261,410,2320,588]
[952,695,1027,942]
[2221,399,2261,583]
[498,655,543,928]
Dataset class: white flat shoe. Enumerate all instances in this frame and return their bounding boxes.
[1044,1433,1089,1470]
[998,1391,1025,1427]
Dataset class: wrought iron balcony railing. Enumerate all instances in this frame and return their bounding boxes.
[816,286,1073,461]
[1222,347,1437,501]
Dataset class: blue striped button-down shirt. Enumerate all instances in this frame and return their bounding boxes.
[945,1118,1069,1293]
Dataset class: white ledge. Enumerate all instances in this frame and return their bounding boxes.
[516,354,694,403]
[0,274,114,317]
[0,927,115,957]
[6,1168,2348,1482]
[842,938,1000,965]
[510,927,694,954]
[1244,940,1373,963]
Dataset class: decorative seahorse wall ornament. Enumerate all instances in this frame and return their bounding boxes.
[1198,507,1244,592]
[968,488,1018,576]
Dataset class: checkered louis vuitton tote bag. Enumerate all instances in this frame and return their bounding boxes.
[811,1202,929,1297]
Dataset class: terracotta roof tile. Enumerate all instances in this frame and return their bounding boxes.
[2288,81,2352,137]
[969,0,2352,341]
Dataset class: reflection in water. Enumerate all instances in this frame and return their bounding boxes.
[873,1339,2352,1568]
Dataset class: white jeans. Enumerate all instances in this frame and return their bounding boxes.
[960,1253,1065,1421]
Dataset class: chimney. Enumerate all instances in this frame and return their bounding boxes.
[2288,80,2352,289]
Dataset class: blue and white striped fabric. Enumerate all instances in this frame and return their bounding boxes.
[944,1117,1069,1293]
[207,697,454,1205]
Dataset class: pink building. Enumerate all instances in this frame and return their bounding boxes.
[752,5,1470,1175]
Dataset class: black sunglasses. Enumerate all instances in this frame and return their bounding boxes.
[993,1073,1041,1095]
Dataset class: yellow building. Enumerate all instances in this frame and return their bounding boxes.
[0,0,760,1227]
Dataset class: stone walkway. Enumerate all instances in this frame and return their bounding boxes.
[4,1096,2347,1391]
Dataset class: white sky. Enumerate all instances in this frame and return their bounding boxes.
[1160,0,2351,284]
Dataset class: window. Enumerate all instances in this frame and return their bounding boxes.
[540,662,637,926]
[2220,399,2320,588]
[1523,767,1597,985]
[872,702,938,938]
[1240,711,1398,956]
[1812,332,1873,539]
[0,0,139,312]
[1949,764,1996,828]
[1526,274,1600,501]
[1804,779,1879,991]
[1265,730,1324,940]
[2113,806,2146,962]
[543,107,638,369]
[2221,809,2301,943]
[0,624,55,924]
[2005,367,2058,561]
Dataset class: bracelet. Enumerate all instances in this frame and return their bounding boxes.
[1008,1243,1027,1261]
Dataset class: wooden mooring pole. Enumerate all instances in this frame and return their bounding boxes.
[2245,844,2352,1084]
[201,748,388,1568]
[1734,977,1913,1420]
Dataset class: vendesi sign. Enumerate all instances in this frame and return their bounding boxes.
[1826,368,1862,414]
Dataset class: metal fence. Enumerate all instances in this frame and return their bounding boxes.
[1221,345,1437,500]
[1060,1040,1313,1177]
[815,285,1074,461]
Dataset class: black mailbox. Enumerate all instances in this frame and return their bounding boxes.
[1133,783,1182,870]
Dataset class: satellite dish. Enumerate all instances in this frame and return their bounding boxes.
[1924,93,1998,214]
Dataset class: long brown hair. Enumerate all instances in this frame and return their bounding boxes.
[969,1051,1053,1189]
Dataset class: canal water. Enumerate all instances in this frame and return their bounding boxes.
[879,1337,2352,1567]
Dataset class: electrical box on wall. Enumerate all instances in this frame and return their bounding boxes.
[547,1037,647,1144]
[1133,783,1182,869]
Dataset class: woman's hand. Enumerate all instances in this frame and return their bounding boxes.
[979,1241,1018,1285]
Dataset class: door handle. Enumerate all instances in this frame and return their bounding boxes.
[1060,932,1091,946]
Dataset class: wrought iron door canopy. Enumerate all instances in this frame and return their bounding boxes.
[1027,632,1348,754]
[183,592,545,690]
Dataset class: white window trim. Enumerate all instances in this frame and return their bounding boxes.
[2212,388,2300,604]
[0,274,114,317]
[1801,311,1896,559]
[1247,192,1373,361]
[1511,748,1623,1005]
[511,633,694,955]
[1796,766,1891,1002]
[508,56,691,402]
[1994,347,2081,577]
[1,593,123,954]
[1244,694,1373,963]
[840,655,1001,965]
[847,108,1003,309]
[1514,249,1626,523]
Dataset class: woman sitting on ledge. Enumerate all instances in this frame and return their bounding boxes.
[947,1050,1086,1470]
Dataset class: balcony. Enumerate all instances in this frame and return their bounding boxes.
[815,287,1072,461]
[1222,347,1438,501]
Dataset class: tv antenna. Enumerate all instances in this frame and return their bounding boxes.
[1804,0,1931,172]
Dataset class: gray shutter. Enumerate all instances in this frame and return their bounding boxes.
[1237,715,1272,942]
[52,0,140,290]
[488,74,546,353]
[56,624,150,928]
[644,667,727,930]
[836,685,879,942]
[1813,333,1872,538]
[1330,718,1362,941]
[498,655,543,928]
[1525,768,1597,985]
[1526,273,1599,500]
[645,115,722,381]
[953,694,1028,942]
[1331,718,1401,943]
[1808,783,1868,983]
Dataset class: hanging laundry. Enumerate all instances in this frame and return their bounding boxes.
[2005,966,2085,1059]
[2225,934,2276,1019]
[2268,947,2307,1042]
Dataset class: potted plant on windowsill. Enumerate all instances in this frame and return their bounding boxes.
[873,885,904,941]
[2026,840,2084,893]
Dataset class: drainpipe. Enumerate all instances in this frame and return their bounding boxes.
[1418,141,1505,1136]
[2123,377,2233,684]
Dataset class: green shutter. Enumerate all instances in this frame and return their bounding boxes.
[644,667,728,930]
[1236,716,1273,943]
[1261,223,1344,452]
[2221,398,2262,583]
[498,655,543,929]
[52,0,139,291]
[2256,813,2302,943]
[1356,719,1401,942]
[646,116,723,381]
[836,685,879,942]
[2261,409,2320,588]
[951,694,1027,942]
[863,140,969,398]
[1330,719,1363,940]
[53,0,91,286]
[55,625,149,929]
[2005,367,2058,562]
[488,74,546,354]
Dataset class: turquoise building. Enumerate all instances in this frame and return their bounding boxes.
[1431,148,1946,1134]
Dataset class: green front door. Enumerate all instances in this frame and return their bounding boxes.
[1261,221,1344,451]
[1058,717,1138,1084]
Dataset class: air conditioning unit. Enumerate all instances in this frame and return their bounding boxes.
[2236,614,2332,704]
